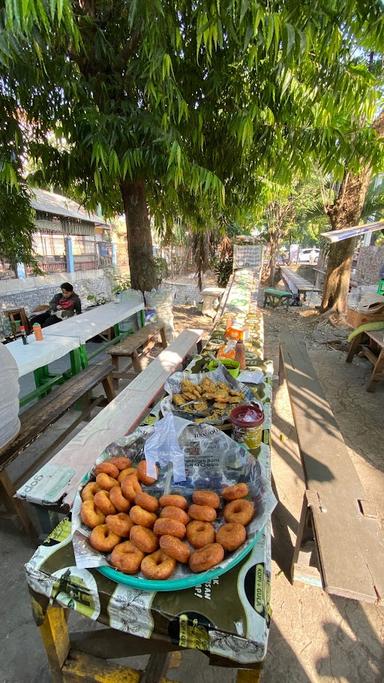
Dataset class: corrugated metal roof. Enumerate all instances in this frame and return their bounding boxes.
[31,188,108,226]
[321,220,384,243]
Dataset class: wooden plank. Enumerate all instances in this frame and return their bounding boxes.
[70,630,182,659]
[63,651,141,683]
[108,325,162,357]
[20,329,203,508]
[366,330,384,347]
[140,653,170,683]
[0,360,113,471]
[280,334,384,603]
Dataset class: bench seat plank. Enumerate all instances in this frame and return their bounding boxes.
[107,324,165,357]
[17,329,203,508]
[279,266,321,295]
[280,334,384,603]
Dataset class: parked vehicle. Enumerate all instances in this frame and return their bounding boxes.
[298,247,320,264]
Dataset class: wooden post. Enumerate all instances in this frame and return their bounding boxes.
[39,606,70,682]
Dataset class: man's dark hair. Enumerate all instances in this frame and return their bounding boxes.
[61,282,74,292]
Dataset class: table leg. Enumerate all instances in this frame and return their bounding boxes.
[346,332,363,363]
[137,309,145,328]
[237,667,262,683]
[366,347,384,392]
[39,605,70,683]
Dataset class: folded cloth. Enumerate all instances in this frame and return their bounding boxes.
[347,320,384,342]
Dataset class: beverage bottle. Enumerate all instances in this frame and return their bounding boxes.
[33,323,44,341]
[20,325,28,345]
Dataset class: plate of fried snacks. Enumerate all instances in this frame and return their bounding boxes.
[161,365,254,425]
[71,418,277,591]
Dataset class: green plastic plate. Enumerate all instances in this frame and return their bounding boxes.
[97,531,260,592]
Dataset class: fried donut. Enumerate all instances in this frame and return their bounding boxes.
[109,485,130,513]
[89,524,121,552]
[108,456,132,471]
[188,504,217,522]
[160,506,189,526]
[118,467,138,483]
[137,460,158,485]
[95,473,119,491]
[222,483,249,501]
[135,492,159,513]
[192,490,220,509]
[130,525,159,553]
[81,482,101,501]
[111,541,143,574]
[160,535,190,564]
[80,500,105,528]
[129,505,157,528]
[159,494,188,510]
[224,499,254,525]
[93,490,117,516]
[94,462,119,479]
[106,513,133,537]
[186,520,215,548]
[121,475,142,500]
[216,523,246,551]
[141,550,176,580]
[153,518,186,539]
[189,543,224,573]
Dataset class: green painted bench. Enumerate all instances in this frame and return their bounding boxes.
[263,287,293,311]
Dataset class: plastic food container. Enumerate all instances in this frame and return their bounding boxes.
[207,358,240,377]
[230,403,264,450]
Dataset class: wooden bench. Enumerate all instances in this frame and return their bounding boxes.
[16,328,204,515]
[279,333,384,603]
[263,287,293,310]
[0,360,115,537]
[346,328,384,391]
[107,323,167,384]
[279,266,321,302]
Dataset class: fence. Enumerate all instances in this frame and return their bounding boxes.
[157,245,195,276]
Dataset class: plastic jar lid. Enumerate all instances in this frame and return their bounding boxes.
[230,403,264,428]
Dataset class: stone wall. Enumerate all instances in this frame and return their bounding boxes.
[0,269,113,315]
[355,246,384,285]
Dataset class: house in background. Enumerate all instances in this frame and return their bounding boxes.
[0,188,115,279]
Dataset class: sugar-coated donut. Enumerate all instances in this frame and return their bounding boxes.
[153,518,186,539]
[189,543,224,573]
[94,462,119,479]
[130,525,158,553]
[95,473,119,491]
[188,504,217,522]
[93,490,117,516]
[106,512,133,537]
[160,535,190,564]
[109,485,131,513]
[224,499,254,525]
[111,541,143,574]
[80,500,105,528]
[186,520,215,548]
[222,483,249,501]
[137,460,158,485]
[89,524,121,552]
[108,456,132,471]
[129,505,157,528]
[216,522,246,551]
[159,494,188,510]
[192,490,220,509]
[121,475,142,500]
[160,506,189,526]
[135,492,159,513]
[141,550,176,580]
[81,482,101,501]
[118,467,138,483]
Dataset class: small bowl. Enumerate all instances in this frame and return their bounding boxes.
[207,358,240,378]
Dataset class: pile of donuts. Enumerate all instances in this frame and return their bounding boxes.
[80,455,255,580]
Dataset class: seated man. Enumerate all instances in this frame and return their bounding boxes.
[31,282,82,328]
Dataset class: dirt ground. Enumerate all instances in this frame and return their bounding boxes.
[1,293,383,682]
[262,298,384,683]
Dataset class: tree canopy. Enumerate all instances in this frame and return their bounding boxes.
[1,1,384,288]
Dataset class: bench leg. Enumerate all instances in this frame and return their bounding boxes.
[131,350,143,373]
[0,470,37,541]
[111,356,120,391]
[366,347,384,392]
[102,374,115,402]
[237,666,262,683]
[159,326,168,349]
[346,332,363,363]
[291,491,322,588]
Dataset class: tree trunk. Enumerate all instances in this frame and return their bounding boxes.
[120,180,158,292]
[267,233,279,285]
[321,111,384,313]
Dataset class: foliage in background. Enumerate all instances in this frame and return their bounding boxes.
[0,183,39,271]
[212,236,234,288]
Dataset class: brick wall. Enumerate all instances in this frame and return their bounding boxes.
[355,246,384,285]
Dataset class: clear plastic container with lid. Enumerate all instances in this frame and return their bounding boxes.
[230,402,264,451]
